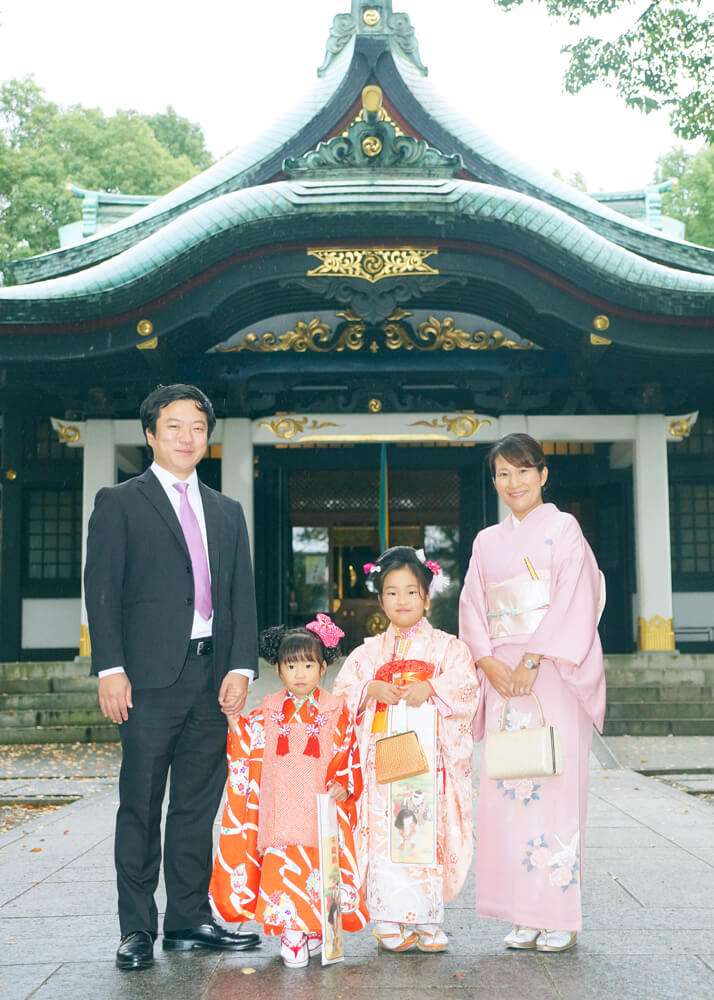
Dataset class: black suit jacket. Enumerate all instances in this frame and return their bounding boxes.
[84,468,258,689]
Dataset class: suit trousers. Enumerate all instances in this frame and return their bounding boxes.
[115,650,227,936]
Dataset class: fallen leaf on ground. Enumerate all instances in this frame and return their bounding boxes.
[29,847,42,853]
[241,968,256,975]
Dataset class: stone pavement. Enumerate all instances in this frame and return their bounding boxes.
[2,726,714,998]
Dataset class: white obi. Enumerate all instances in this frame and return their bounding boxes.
[486,573,551,639]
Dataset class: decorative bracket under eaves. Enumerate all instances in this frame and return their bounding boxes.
[285,86,461,178]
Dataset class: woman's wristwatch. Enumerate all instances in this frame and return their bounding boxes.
[522,655,540,670]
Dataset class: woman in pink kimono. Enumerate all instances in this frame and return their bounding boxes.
[459,433,605,954]
[333,547,479,954]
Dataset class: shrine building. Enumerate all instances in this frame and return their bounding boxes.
[2,0,714,666]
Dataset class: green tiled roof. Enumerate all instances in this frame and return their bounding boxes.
[1,177,713,320]
[390,48,714,273]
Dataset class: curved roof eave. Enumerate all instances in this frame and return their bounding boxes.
[4,39,358,286]
[387,47,714,276]
[1,177,714,323]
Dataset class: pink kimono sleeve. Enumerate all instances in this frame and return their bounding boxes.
[527,516,600,666]
[458,536,493,664]
[528,515,606,730]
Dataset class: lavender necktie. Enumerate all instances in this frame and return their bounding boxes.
[172,482,213,620]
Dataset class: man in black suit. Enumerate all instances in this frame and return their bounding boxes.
[85,384,260,970]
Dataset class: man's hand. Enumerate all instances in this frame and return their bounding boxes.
[98,673,133,724]
[328,784,349,802]
[219,673,249,716]
[401,680,433,708]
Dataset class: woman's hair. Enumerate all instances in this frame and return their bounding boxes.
[139,383,216,438]
[259,625,342,667]
[368,546,433,597]
[487,433,546,478]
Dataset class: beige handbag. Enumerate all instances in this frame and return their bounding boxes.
[485,692,563,780]
[375,729,429,784]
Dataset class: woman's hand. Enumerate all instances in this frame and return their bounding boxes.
[328,784,349,802]
[366,680,402,705]
[511,663,539,697]
[401,680,433,708]
[477,657,515,700]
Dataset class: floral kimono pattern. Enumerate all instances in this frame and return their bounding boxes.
[332,618,479,925]
[209,688,368,936]
[459,502,606,932]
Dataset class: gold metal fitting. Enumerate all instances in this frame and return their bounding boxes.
[136,319,154,336]
[362,85,383,114]
[362,135,383,157]
[368,398,383,413]
[363,8,381,27]
[592,315,610,332]
[5,469,17,481]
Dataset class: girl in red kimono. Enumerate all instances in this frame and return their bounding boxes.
[209,615,367,968]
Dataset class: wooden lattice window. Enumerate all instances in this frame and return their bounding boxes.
[25,489,82,581]
[670,482,714,582]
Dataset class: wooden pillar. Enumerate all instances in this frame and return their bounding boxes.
[633,414,675,651]
[80,421,116,656]
[0,413,23,661]
[220,418,254,556]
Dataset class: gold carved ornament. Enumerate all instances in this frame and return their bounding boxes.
[79,623,92,658]
[51,418,82,445]
[307,247,438,284]
[217,314,365,354]
[366,611,389,635]
[258,416,340,442]
[637,615,675,652]
[410,414,492,439]
[363,8,381,26]
[667,413,698,441]
[136,318,158,351]
[342,85,404,137]
[384,313,535,352]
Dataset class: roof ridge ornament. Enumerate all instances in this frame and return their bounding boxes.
[285,86,461,178]
[318,2,428,78]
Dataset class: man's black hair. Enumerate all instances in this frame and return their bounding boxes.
[139,384,217,439]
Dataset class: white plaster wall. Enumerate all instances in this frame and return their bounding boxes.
[22,598,80,649]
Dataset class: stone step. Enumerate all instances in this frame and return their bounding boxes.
[0,724,119,745]
[603,718,714,737]
[0,691,99,711]
[606,700,714,721]
[0,707,107,729]
[0,660,88,681]
[606,685,714,703]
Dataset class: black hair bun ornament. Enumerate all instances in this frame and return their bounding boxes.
[258,624,288,664]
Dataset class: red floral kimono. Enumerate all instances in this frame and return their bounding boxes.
[209,687,368,936]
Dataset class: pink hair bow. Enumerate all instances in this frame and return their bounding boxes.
[306,613,345,649]
[425,559,442,575]
[363,562,381,576]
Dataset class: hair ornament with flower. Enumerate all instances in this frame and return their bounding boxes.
[415,548,451,597]
[305,612,345,649]
[363,561,381,593]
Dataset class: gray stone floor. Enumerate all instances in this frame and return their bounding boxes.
[2,725,714,998]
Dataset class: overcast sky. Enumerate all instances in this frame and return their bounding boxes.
[0,0,700,192]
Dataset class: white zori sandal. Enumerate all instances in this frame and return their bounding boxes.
[504,925,539,950]
[281,930,309,968]
[536,930,577,953]
[414,923,448,952]
[306,932,322,956]
[372,921,419,952]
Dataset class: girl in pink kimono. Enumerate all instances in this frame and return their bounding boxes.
[459,433,606,954]
[333,546,479,954]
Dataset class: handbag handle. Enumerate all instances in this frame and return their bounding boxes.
[498,691,546,731]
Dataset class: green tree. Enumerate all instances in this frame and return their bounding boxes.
[0,77,214,262]
[145,106,213,171]
[492,1,714,143]
[657,144,714,248]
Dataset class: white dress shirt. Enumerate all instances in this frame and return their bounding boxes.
[98,461,253,682]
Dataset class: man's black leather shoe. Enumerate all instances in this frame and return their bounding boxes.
[163,922,261,952]
[116,930,154,970]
